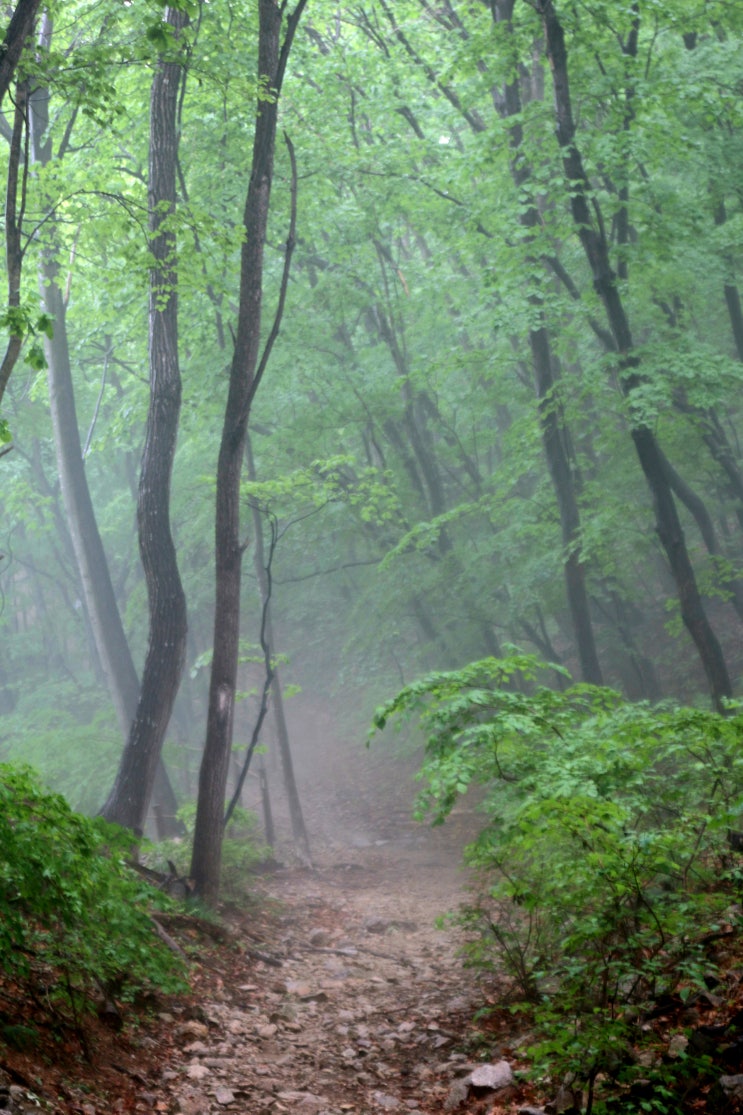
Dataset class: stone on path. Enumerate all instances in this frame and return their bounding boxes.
[469,1061,514,1091]
[372,1091,401,1110]
[213,1087,236,1105]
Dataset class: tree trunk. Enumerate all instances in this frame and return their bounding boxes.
[535,0,732,709]
[0,0,41,109]
[29,18,181,831]
[190,0,307,904]
[101,6,189,833]
[492,0,603,684]
[0,81,28,410]
[246,434,311,862]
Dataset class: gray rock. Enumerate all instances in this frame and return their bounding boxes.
[371,1093,401,1110]
[718,1073,743,1099]
[214,1088,236,1106]
[363,917,389,934]
[469,1061,515,1091]
[667,1033,689,1058]
[443,1080,469,1110]
[276,1091,331,1113]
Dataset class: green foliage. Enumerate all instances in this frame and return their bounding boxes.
[0,680,122,813]
[0,306,53,372]
[0,764,187,1013]
[373,658,743,1102]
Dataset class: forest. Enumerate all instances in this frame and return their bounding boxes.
[2,0,743,1112]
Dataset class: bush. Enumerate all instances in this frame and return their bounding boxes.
[372,656,743,1105]
[0,764,187,1014]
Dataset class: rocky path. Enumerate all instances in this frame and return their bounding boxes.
[164,823,517,1115]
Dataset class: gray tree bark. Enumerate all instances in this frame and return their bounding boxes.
[101,6,189,833]
[190,0,308,904]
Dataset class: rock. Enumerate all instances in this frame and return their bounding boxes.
[257,1023,279,1039]
[176,1020,210,1040]
[285,982,328,1003]
[276,1091,331,1113]
[667,1033,689,1058]
[519,1108,546,1115]
[371,1093,401,1111]
[214,1088,236,1105]
[468,1061,514,1091]
[443,1079,469,1110]
[363,917,389,934]
[709,1073,743,1112]
[186,1063,211,1081]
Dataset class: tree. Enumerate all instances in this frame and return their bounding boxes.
[101,5,189,833]
[0,0,43,416]
[190,0,308,904]
[0,0,41,109]
[28,8,181,832]
[532,0,732,709]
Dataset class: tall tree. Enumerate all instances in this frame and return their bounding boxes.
[29,11,181,831]
[0,0,41,109]
[101,5,189,832]
[190,0,308,904]
[492,0,602,684]
[533,0,732,709]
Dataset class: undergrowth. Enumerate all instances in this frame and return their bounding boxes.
[0,763,187,1037]
[373,654,743,1113]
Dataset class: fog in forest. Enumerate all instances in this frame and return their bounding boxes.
[2,0,743,853]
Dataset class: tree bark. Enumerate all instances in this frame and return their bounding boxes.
[30,16,181,832]
[101,6,189,832]
[190,0,307,904]
[492,0,603,684]
[0,0,41,110]
[0,81,28,410]
[534,0,732,709]
[246,433,311,862]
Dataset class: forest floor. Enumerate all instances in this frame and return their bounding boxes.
[0,736,542,1115]
[4,723,743,1114]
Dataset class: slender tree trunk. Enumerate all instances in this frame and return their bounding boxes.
[0,0,41,109]
[29,19,181,831]
[0,81,28,410]
[190,0,307,904]
[101,7,188,832]
[534,0,732,709]
[492,0,603,684]
[246,434,310,861]
[714,201,743,363]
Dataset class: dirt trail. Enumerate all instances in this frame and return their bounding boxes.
[167,765,493,1115]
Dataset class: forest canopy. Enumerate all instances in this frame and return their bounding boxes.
[1,0,743,881]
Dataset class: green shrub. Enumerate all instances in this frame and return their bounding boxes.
[0,764,187,1013]
[372,656,743,1107]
